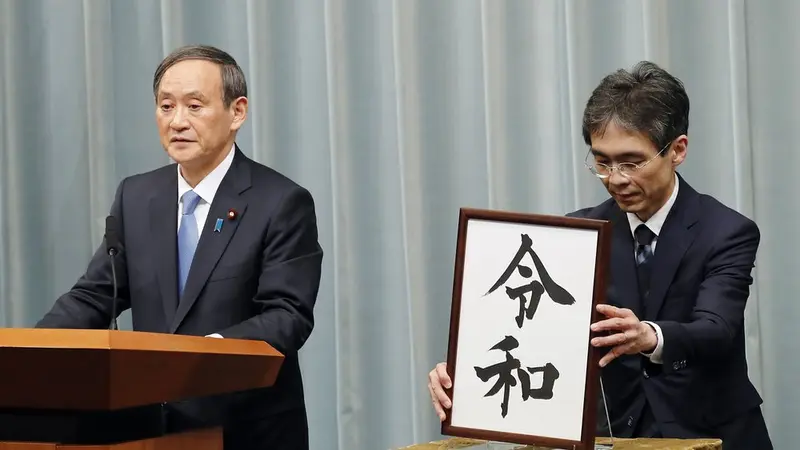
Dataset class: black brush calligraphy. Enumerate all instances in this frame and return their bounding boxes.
[486,233,575,328]
[473,335,561,418]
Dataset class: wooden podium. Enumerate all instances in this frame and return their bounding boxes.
[0,328,284,449]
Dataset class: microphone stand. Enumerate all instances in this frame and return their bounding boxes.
[108,246,118,331]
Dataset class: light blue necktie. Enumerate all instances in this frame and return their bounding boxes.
[178,190,202,298]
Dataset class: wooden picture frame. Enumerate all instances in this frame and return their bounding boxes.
[442,208,612,449]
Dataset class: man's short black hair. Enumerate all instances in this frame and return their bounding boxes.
[581,61,689,153]
[153,44,247,107]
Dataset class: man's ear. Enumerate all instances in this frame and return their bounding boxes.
[671,134,688,167]
[229,96,248,132]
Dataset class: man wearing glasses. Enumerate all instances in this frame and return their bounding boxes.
[427,61,772,449]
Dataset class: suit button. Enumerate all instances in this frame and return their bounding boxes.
[643,368,649,379]
[673,361,680,370]
[627,416,634,427]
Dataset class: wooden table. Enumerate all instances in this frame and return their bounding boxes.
[397,437,722,449]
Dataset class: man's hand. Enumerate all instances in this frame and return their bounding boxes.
[590,304,657,367]
[427,362,452,421]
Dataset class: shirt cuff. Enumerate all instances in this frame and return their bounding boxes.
[641,321,663,364]
[205,333,223,338]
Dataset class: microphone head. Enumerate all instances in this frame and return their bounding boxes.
[104,215,121,255]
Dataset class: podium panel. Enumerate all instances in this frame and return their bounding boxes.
[0,329,283,448]
[0,329,282,410]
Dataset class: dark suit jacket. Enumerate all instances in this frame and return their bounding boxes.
[36,147,322,449]
[568,174,770,447]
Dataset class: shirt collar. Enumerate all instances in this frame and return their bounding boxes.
[627,173,679,238]
[177,144,236,205]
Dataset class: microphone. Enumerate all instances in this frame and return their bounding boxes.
[104,216,121,331]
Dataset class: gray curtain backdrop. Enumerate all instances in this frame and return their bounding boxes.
[0,0,795,448]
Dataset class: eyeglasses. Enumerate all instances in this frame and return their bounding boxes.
[584,140,672,179]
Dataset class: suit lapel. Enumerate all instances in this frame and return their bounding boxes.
[170,151,252,333]
[149,169,180,327]
[608,205,643,317]
[643,176,700,321]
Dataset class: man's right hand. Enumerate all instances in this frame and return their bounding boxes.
[427,362,452,421]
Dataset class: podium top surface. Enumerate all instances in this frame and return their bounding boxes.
[0,328,279,355]
[0,328,284,411]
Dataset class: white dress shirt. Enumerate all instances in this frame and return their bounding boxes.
[625,173,679,364]
[176,144,235,338]
[177,144,235,232]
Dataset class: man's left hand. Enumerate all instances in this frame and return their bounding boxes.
[590,304,657,367]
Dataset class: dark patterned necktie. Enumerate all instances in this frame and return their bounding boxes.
[635,224,656,300]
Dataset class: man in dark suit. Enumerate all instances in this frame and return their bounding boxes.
[426,61,772,449]
[35,45,322,449]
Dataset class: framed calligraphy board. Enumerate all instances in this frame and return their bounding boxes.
[442,208,612,450]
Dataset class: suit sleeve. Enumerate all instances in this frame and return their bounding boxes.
[35,180,131,329]
[657,218,759,372]
[216,186,323,355]
[566,208,594,219]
